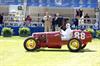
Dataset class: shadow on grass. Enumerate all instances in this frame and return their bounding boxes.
[26,48,96,53]
[26,49,69,52]
[37,49,69,52]
[80,49,96,53]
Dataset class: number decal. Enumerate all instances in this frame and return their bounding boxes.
[81,32,85,39]
[74,32,80,39]
[74,32,85,39]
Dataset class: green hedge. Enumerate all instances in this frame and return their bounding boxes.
[19,27,30,37]
[86,28,95,38]
[1,27,13,37]
[96,30,100,39]
[86,28,94,33]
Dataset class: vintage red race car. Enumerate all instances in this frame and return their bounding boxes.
[23,30,92,52]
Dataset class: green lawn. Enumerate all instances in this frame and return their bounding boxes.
[0,36,100,66]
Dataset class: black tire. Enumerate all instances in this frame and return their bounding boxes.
[24,37,38,51]
[81,44,87,49]
[67,38,82,52]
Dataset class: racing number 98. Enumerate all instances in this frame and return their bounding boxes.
[74,32,85,40]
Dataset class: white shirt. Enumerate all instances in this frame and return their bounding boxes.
[43,15,51,21]
[61,23,73,40]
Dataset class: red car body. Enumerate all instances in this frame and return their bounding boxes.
[24,30,92,52]
[32,30,92,48]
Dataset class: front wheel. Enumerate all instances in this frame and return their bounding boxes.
[67,38,82,52]
[24,37,37,51]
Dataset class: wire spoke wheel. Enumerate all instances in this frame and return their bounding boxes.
[68,38,82,52]
[24,37,37,51]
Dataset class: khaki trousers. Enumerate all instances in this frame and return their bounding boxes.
[44,20,51,32]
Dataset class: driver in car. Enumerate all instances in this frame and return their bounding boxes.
[61,23,73,40]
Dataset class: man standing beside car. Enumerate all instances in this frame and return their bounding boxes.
[43,12,52,32]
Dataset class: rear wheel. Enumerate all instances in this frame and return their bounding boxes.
[67,38,82,52]
[24,37,37,51]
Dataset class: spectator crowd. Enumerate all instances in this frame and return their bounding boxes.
[41,9,92,32]
[0,9,98,32]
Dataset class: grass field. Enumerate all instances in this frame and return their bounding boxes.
[0,36,100,66]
